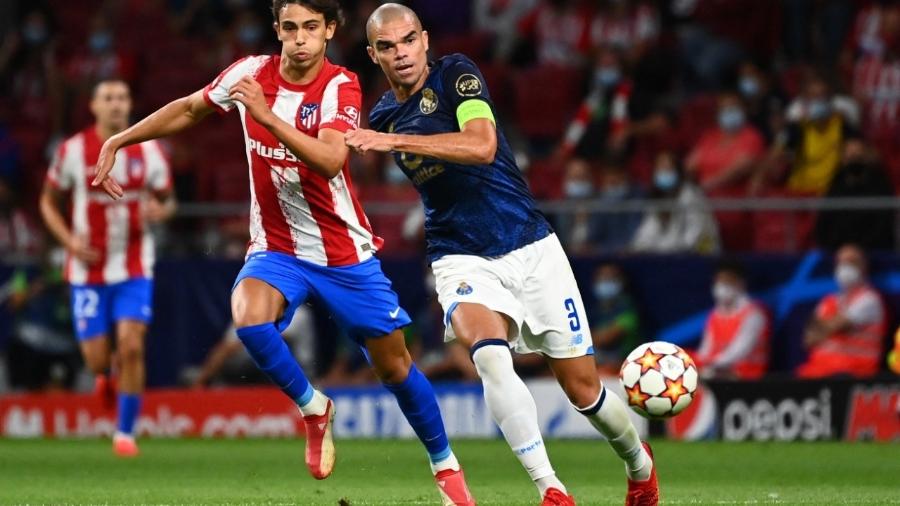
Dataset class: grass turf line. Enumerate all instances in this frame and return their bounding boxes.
[0,439,896,505]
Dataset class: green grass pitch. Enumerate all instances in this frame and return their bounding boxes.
[0,438,896,505]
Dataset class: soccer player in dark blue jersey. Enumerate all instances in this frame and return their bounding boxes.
[346,4,660,505]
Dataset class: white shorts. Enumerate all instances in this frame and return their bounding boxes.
[431,234,592,359]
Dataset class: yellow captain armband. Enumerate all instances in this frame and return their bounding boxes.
[456,99,495,130]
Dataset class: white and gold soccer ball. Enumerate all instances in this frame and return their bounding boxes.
[619,341,698,419]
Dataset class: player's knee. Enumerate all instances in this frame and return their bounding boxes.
[562,376,602,410]
[371,349,412,384]
[117,335,144,365]
[471,342,514,383]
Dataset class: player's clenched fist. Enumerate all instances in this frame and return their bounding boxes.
[344,128,395,154]
[92,137,125,199]
[229,76,273,125]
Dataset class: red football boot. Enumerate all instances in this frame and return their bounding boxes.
[541,487,575,506]
[301,398,335,480]
[434,468,476,505]
[112,432,139,458]
[625,441,659,506]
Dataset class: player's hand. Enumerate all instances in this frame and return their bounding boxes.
[229,76,272,125]
[66,235,101,264]
[344,128,395,154]
[92,137,124,199]
[143,198,168,223]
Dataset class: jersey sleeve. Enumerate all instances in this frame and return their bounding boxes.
[319,72,362,133]
[45,142,73,191]
[143,141,172,192]
[440,57,496,129]
[845,291,883,326]
[203,56,268,113]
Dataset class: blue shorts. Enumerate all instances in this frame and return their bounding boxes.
[233,252,411,344]
[70,278,153,341]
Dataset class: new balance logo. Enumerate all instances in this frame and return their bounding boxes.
[389,307,401,319]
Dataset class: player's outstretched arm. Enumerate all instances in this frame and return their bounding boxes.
[92,90,215,199]
[229,76,348,179]
[345,118,497,166]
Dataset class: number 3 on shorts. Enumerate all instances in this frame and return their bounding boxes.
[564,298,580,332]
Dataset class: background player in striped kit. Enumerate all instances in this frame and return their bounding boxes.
[91,1,474,503]
[40,79,176,457]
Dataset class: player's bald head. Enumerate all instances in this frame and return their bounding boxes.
[366,3,422,44]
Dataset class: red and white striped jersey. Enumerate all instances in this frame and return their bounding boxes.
[853,56,900,132]
[203,55,381,267]
[46,126,171,285]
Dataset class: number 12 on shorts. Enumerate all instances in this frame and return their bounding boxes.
[565,298,581,332]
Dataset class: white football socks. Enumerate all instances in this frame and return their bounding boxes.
[577,386,652,481]
[430,451,461,475]
[298,389,329,417]
[472,343,566,496]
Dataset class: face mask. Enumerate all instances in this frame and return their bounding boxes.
[835,263,862,289]
[594,280,621,300]
[738,76,759,97]
[712,282,739,305]
[594,67,621,89]
[564,180,593,198]
[238,25,262,46]
[718,107,745,131]
[654,170,678,191]
[385,163,408,184]
[89,31,113,53]
[601,184,628,200]
[807,99,831,121]
[22,24,48,45]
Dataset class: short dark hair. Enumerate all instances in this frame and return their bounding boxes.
[715,258,746,281]
[272,0,345,27]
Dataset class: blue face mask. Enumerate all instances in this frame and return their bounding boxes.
[718,107,745,131]
[22,24,48,45]
[602,184,628,200]
[739,77,759,97]
[594,67,621,89]
[594,280,622,300]
[808,99,831,121]
[654,170,678,191]
[89,31,113,53]
[565,180,593,198]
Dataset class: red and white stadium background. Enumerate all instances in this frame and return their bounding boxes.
[1,378,896,442]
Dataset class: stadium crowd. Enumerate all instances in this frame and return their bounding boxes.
[1,0,900,391]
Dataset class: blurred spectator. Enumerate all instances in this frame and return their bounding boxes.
[797,244,886,379]
[66,13,137,89]
[767,76,860,195]
[517,0,593,67]
[695,260,770,380]
[0,8,64,134]
[843,0,900,61]
[783,0,853,67]
[6,248,81,391]
[852,28,900,138]
[473,0,539,61]
[631,151,720,254]
[185,306,316,388]
[736,59,786,143]
[673,0,747,90]
[558,46,632,159]
[589,0,659,64]
[685,91,765,195]
[554,158,596,253]
[888,326,900,375]
[589,263,642,375]
[815,139,895,251]
[0,177,40,260]
[590,159,644,253]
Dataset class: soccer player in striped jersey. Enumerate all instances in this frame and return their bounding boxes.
[91,1,473,503]
[40,79,176,457]
[347,4,660,505]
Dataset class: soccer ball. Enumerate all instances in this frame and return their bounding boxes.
[619,341,698,419]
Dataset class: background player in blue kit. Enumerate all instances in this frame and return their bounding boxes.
[346,4,660,505]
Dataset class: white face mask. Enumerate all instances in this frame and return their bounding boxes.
[712,282,739,305]
[835,264,862,289]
